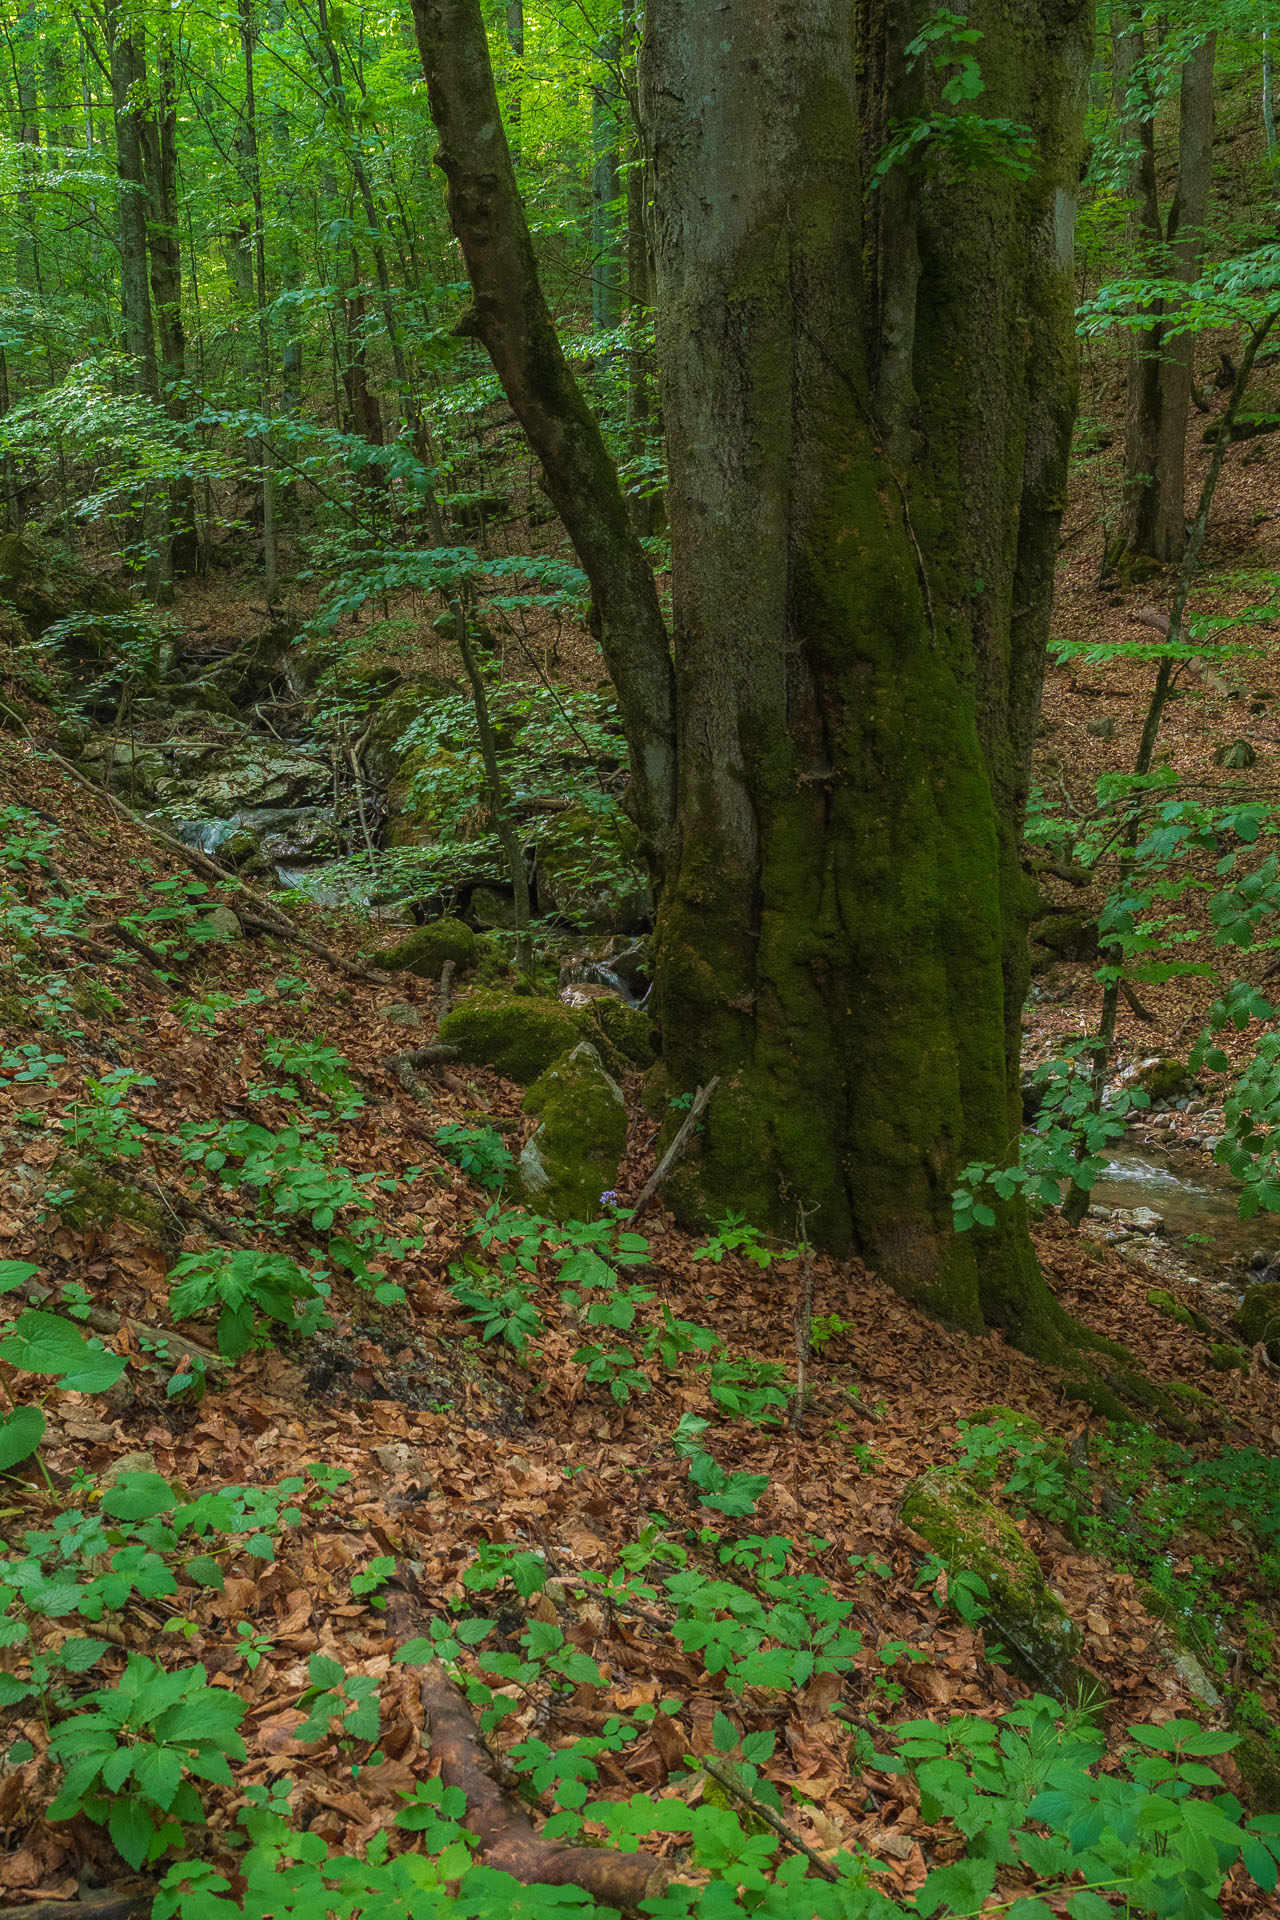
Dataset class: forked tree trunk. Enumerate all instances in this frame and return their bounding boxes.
[639,0,1091,1335]
[414,0,1093,1349]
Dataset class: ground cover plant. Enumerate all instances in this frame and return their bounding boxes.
[7,1,1280,1915]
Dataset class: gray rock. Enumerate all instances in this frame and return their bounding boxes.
[1112,1206,1163,1234]
[199,905,244,942]
[380,1002,423,1029]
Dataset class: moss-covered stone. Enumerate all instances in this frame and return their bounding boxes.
[1235,1729,1280,1814]
[587,995,656,1069]
[1029,913,1098,964]
[1208,1344,1249,1372]
[54,1159,171,1245]
[1138,1056,1193,1104]
[535,805,652,933]
[70,979,124,1021]
[1167,1380,1216,1410]
[371,918,479,979]
[1236,1282,1280,1361]
[440,989,587,1084]
[518,1041,627,1223]
[900,1468,1085,1696]
[1146,1288,1210,1333]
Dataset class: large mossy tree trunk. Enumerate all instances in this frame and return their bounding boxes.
[638,0,1092,1337]
[414,0,1094,1352]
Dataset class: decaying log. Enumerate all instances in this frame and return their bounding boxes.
[388,1598,669,1906]
[0,1892,150,1920]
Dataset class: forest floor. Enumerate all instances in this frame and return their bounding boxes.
[4,405,1280,1913]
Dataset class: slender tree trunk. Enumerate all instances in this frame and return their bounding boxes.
[591,37,623,335]
[139,29,197,582]
[1152,30,1215,561]
[505,0,523,158]
[1116,18,1215,570]
[239,0,277,601]
[105,0,166,596]
[1264,29,1277,158]
[409,0,677,860]
[105,2,157,399]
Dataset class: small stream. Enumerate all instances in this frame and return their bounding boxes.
[1085,1147,1266,1282]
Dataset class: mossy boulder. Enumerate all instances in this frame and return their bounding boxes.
[1236,1282,1280,1361]
[1234,1729,1280,1814]
[53,1159,171,1246]
[535,805,652,933]
[371,918,479,979]
[0,530,121,639]
[440,989,587,1084]
[900,1468,1085,1697]
[1028,913,1098,970]
[518,1041,628,1223]
[1138,1056,1193,1104]
[587,995,656,1069]
[364,672,458,787]
[1208,1344,1249,1372]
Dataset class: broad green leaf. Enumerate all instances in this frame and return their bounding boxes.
[0,1403,44,1471]
[0,1311,125,1392]
[0,1260,39,1295]
[101,1473,175,1521]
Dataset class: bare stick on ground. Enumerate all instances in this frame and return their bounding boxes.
[629,1077,720,1224]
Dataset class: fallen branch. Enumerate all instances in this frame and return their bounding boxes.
[126,1171,256,1246]
[630,1077,719,1224]
[394,1044,463,1070]
[699,1754,838,1884]
[23,1280,226,1375]
[0,1894,151,1920]
[387,1601,669,1906]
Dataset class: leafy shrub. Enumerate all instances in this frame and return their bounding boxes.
[168,1248,326,1359]
[47,1654,247,1868]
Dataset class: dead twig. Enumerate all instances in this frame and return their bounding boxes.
[699,1754,839,1884]
[630,1077,720,1224]
[437,957,456,1026]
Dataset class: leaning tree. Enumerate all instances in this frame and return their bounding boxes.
[411,0,1095,1354]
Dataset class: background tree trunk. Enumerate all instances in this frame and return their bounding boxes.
[139,29,198,581]
[1115,17,1215,571]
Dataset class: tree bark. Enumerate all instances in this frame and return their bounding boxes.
[638,0,1092,1334]
[104,1,157,402]
[138,28,198,580]
[409,0,677,860]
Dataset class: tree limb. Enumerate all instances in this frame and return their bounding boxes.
[407,0,676,858]
[387,1599,670,1906]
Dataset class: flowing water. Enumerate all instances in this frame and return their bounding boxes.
[1087,1148,1265,1277]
